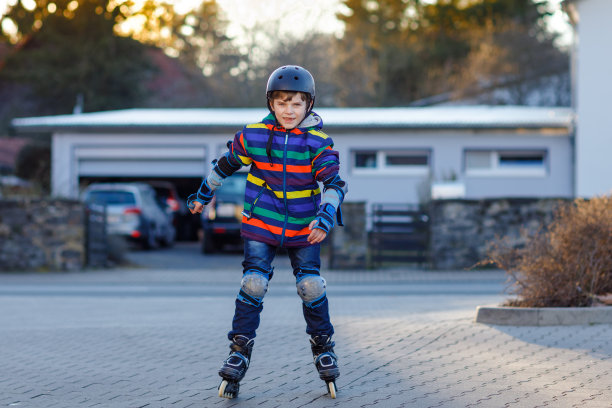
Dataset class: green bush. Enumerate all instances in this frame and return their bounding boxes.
[483,194,612,307]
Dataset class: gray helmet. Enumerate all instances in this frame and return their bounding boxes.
[266,65,315,110]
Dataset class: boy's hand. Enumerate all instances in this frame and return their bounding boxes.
[308,220,327,244]
[189,201,204,214]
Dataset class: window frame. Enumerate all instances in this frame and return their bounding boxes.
[352,149,431,176]
[464,149,548,177]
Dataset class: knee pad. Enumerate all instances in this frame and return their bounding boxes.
[296,275,327,308]
[237,270,269,307]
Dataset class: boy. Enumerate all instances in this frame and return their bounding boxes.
[188,65,347,399]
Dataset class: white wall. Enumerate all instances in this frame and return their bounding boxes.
[575,0,612,197]
[332,128,572,205]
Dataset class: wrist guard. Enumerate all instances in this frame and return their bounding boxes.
[312,203,336,234]
[187,178,215,210]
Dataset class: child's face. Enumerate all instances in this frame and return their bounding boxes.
[270,92,308,130]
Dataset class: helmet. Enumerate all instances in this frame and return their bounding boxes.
[266,65,315,110]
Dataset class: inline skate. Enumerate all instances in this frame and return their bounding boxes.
[218,335,254,399]
[310,335,339,398]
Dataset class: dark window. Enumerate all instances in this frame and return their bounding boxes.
[354,152,377,168]
[386,154,428,166]
[86,191,136,205]
[499,152,545,167]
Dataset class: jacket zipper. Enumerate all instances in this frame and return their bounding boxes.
[311,190,318,212]
[279,132,289,247]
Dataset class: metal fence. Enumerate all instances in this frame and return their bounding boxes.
[85,203,107,267]
[368,203,430,268]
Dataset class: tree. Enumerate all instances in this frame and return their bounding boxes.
[0,0,154,118]
[335,0,567,106]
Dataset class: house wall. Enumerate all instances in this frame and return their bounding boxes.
[52,127,572,206]
[332,128,572,206]
[575,0,612,197]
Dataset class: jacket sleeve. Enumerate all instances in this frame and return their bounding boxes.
[311,133,339,182]
[230,128,253,167]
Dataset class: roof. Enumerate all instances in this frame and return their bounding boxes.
[10,106,574,133]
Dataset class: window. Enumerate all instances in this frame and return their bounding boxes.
[353,150,430,175]
[465,149,547,176]
[355,151,377,168]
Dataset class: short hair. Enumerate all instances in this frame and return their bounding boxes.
[268,90,311,105]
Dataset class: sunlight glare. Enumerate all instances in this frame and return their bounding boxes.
[1,16,17,39]
[20,0,36,12]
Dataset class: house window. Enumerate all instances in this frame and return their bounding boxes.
[465,149,547,176]
[353,150,430,175]
[355,151,377,168]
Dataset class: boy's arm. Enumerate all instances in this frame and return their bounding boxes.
[309,136,348,236]
[309,174,348,236]
[188,133,248,214]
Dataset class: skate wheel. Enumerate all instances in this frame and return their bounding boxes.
[218,379,239,399]
[218,380,228,398]
[327,381,337,399]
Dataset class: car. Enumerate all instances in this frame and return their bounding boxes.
[82,182,175,249]
[145,180,193,241]
[200,172,247,253]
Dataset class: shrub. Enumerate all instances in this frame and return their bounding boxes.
[482,194,612,307]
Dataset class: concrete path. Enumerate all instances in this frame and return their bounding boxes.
[1,264,611,407]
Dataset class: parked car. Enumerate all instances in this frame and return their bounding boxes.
[200,172,247,253]
[145,180,193,241]
[82,182,175,249]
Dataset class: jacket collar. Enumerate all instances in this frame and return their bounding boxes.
[262,111,323,132]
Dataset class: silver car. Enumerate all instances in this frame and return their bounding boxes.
[82,182,175,249]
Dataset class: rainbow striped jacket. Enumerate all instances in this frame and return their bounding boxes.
[229,111,341,248]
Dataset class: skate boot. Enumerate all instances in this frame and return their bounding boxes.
[218,335,254,399]
[310,335,340,398]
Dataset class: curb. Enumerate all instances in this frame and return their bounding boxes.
[475,305,612,326]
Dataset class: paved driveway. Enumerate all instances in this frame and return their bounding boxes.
[1,246,611,407]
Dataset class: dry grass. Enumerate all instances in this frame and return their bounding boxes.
[481,194,612,307]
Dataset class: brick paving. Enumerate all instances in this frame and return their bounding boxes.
[1,265,611,408]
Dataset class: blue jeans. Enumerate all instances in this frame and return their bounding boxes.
[228,239,334,340]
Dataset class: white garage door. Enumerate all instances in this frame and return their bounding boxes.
[76,146,207,177]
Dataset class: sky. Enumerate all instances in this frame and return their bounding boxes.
[0,0,572,47]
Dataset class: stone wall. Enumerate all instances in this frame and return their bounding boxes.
[329,202,368,269]
[0,198,86,271]
[429,198,569,270]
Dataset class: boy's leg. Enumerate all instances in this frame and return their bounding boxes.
[288,244,334,336]
[227,239,276,340]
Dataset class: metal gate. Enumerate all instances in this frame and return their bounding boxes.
[369,204,430,268]
[85,203,107,267]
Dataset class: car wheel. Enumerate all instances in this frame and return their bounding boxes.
[144,223,159,250]
[160,225,175,248]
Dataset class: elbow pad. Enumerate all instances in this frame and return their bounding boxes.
[213,150,242,178]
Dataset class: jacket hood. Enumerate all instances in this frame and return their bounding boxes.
[262,111,323,131]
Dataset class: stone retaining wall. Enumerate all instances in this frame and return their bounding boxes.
[429,198,569,270]
[0,198,86,271]
[329,202,368,269]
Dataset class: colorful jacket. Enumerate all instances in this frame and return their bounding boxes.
[229,111,340,248]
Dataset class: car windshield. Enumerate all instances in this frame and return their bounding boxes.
[217,174,247,199]
[87,190,136,205]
